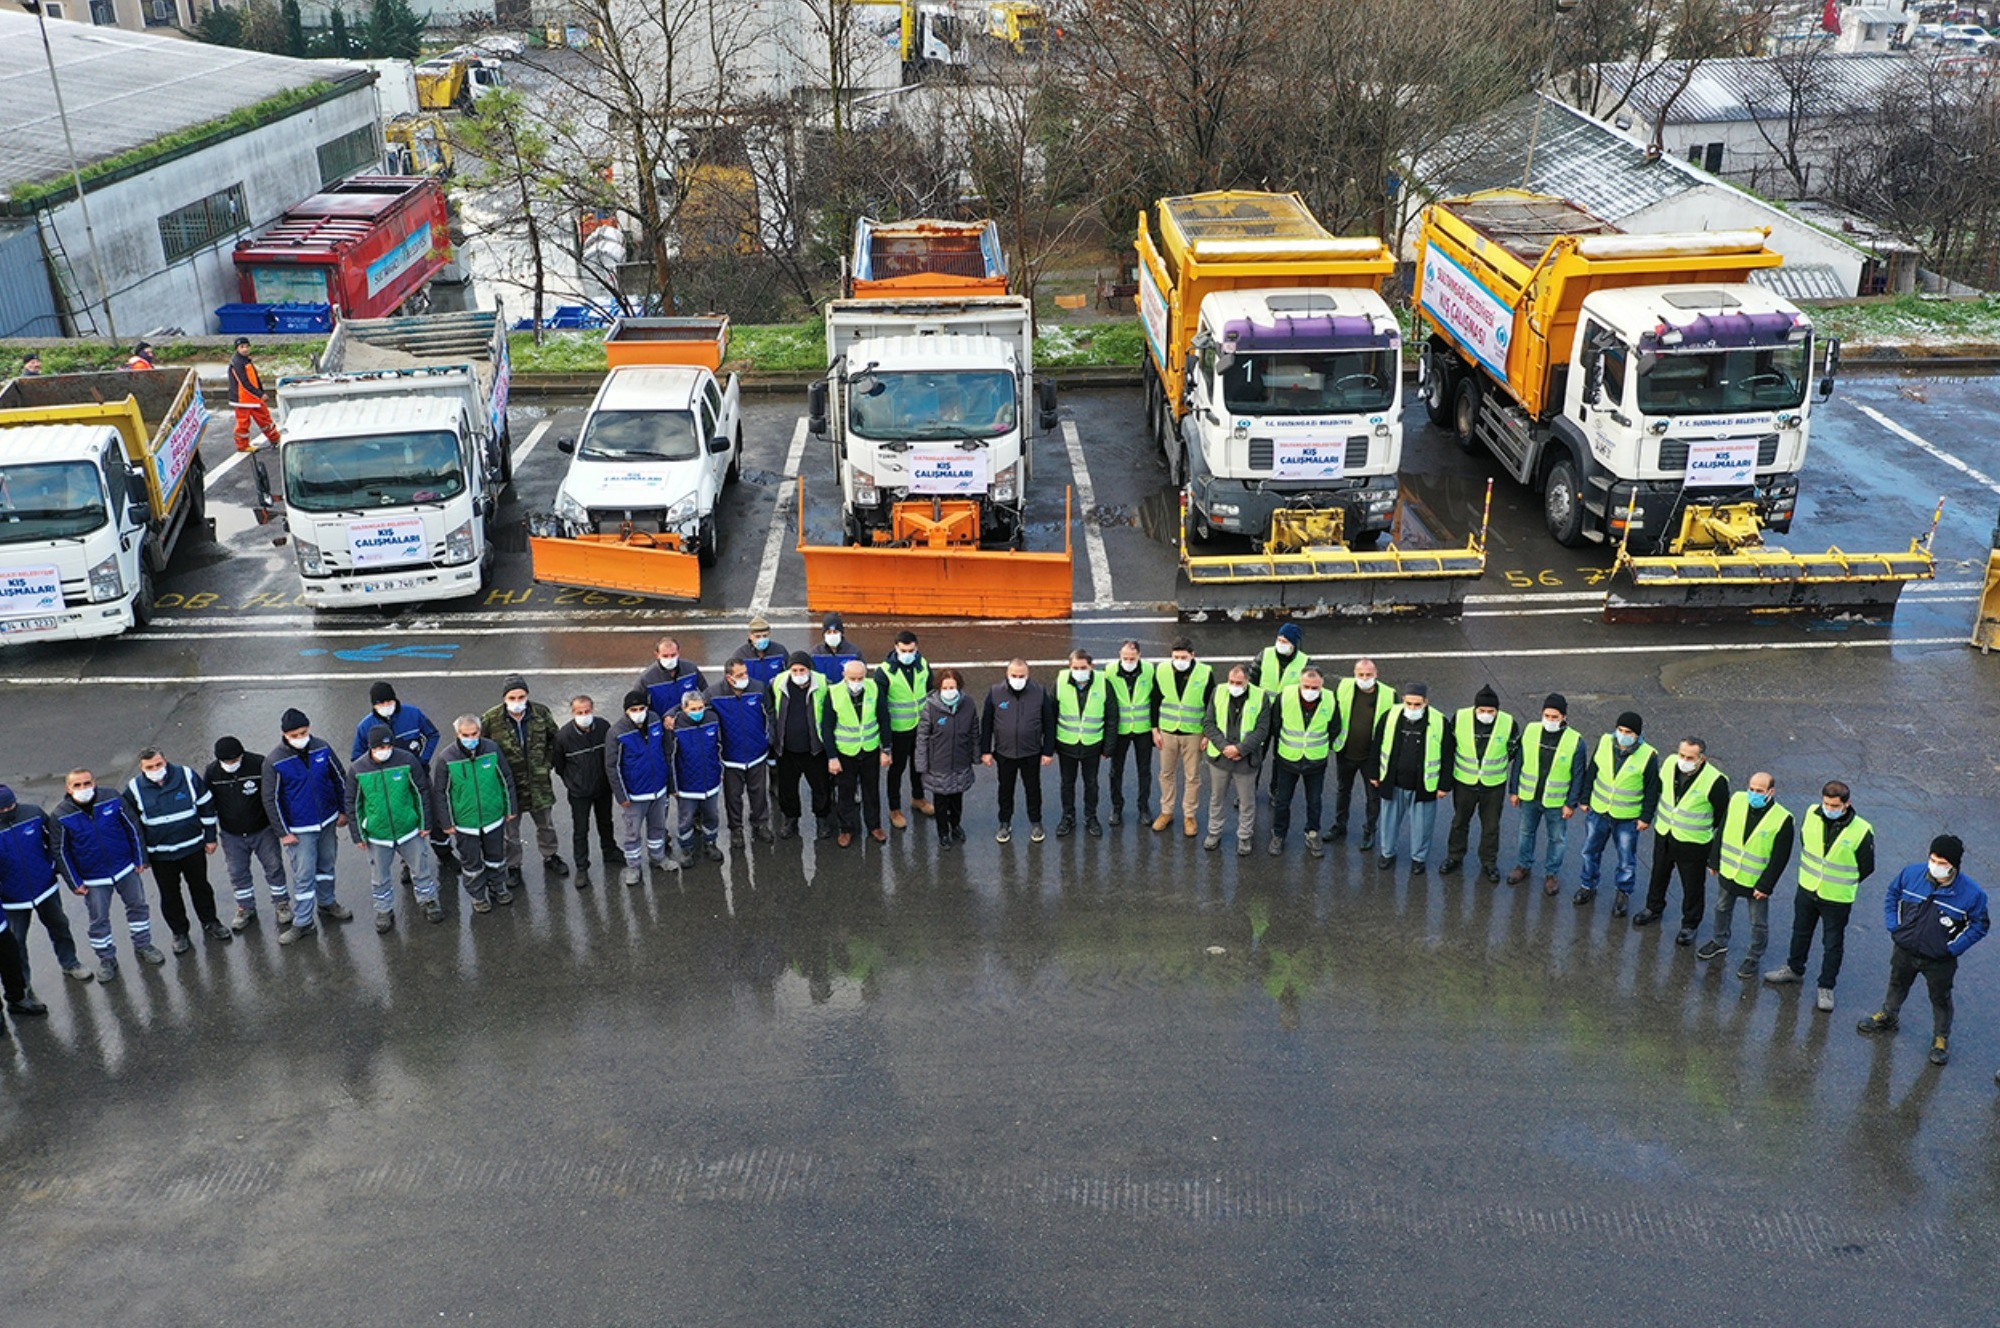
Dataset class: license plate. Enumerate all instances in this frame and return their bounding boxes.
[0,616,59,634]
[357,581,395,594]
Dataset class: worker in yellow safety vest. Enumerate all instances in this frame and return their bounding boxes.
[876,629,932,830]
[1574,711,1661,915]
[1442,684,1518,882]
[1102,640,1155,827]
[1764,779,1876,1014]
[1509,692,1587,896]
[1696,771,1795,979]
[1267,667,1341,859]
[1200,664,1268,855]
[1325,658,1397,850]
[1634,736,1731,945]
[1151,637,1214,838]
[817,659,891,849]
[1054,649,1110,838]
[1370,682,1452,871]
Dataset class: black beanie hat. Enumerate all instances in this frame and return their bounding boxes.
[370,680,397,705]
[214,736,244,760]
[365,724,393,748]
[787,650,814,669]
[1931,834,1964,870]
[280,707,310,732]
[1543,692,1567,715]
[1474,684,1499,708]
[1616,711,1643,735]
[623,689,650,710]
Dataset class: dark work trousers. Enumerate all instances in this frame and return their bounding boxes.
[6,895,84,983]
[151,852,222,937]
[0,924,25,1003]
[831,751,882,835]
[568,788,620,868]
[932,792,964,841]
[995,754,1044,826]
[886,729,925,810]
[1328,752,1383,836]
[1058,747,1102,821]
[1268,760,1326,842]
[722,764,772,836]
[1645,836,1711,928]
[1881,945,1958,1037]
[1106,732,1153,818]
[1446,783,1507,870]
[774,751,831,822]
[1785,888,1853,988]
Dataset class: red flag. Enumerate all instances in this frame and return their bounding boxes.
[1822,0,1841,34]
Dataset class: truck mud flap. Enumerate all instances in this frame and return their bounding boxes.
[797,482,1075,619]
[529,531,701,602]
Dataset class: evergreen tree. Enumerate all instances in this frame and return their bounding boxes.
[192,4,243,46]
[363,0,428,61]
[281,0,306,57]
[328,5,353,58]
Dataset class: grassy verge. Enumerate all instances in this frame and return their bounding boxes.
[1811,294,2000,348]
[508,318,1150,374]
[1,340,324,377]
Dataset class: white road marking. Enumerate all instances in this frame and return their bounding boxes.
[1061,419,1115,607]
[751,418,810,612]
[1850,401,2000,496]
[512,420,552,470]
[204,448,252,490]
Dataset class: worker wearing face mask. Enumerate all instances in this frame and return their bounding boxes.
[483,674,567,887]
[51,768,156,981]
[1509,694,1587,896]
[604,692,676,884]
[433,715,520,910]
[1443,685,1517,883]
[772,653,831,841]
[1858,834,1990,1068]
[1250,622,1309,697]
[554,696,622,885]
[262,710,354,946]
[1201,664,1270,855]
[983,658,1056,844]
[1054,649,1110,838]
[1765,780,1876,1014]
[1370,683,1453,872]
[811,614,864,686]
[915,667,981,848]
[123,746,229,956]
[877,630,933,830]
[1635,736,1731,944]
[638,636,709,716]
[1697,770,1794,978]
[1151,637,1214,838]
[1325,659,1397,851]
[726,613,791,687]
[1267,666,1340,859]
[672,690,727,864]
[353,680,450,880]
[712,661,778,848]
[1102,640,1155,828]
[820,658,893,848]
[1573,712,1660,917]
[205,736,289,930]
[0,784,92,989]
[344,724,441,931]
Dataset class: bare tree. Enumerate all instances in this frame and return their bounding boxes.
[454,87,562,338]
[1741,31,1838,196]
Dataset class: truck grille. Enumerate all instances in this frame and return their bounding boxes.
[1656,434,1780,473]
[322,540,449,573]
[1244,436,1371,471]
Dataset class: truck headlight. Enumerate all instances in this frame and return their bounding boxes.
[664,495,697,526]
[444,520,476,565]
[853,469,880,508]
[1373,423,1392,438]
[87,554,122,603]
[1210,502,1240,517]
[993,463,1019,505]
[554,489,589,525]
[296,537,325,577]
[1363,486,1398,514]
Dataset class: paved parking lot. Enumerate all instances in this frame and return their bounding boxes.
[4,372,2000,1323]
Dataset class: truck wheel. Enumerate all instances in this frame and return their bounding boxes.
[1452,377,1483,453]
[1423,355,1455,428]
[1542,455,1588,548]
[697,517,720,568]
[134,564,157,628]
[186,459,208,536]
[726,427,742,484]
[498,426,515,488]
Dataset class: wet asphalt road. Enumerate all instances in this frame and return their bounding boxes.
[5,374,2000,1323]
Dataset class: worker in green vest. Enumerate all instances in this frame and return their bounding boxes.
[1151,637,1214,838]
[1442,684,1517,882]
[1268,667,1340,859]
[1765,779,1877,1013]
[1201,664,1269,854]
[1370,682,1452,871]
[1698,770,1795,979]
[1635,735,1731,944]
[1574,711,1661,916]
[430,714,519,912]
[876,629,933,830]
[818,658,892,848]
[1055,649,1110,838]
[1102,640,1155,827]
[1250,622,1308,696]
[344,723,440,931]
[1509,693,1587,895]
[1325,658,1397,850]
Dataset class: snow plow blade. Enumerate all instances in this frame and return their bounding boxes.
[1176,481,1491,621]
[798,484,1075,620]
[1604,499,1941,624]
[528,529,702,602]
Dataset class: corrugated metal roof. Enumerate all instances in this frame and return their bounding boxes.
[0,12,370,198]
[1587,51,1915,126]
[1421,94,1708,221]
[1749,264,1850,302]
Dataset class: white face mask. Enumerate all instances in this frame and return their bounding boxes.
[1275,639,1294,655]
[371,746,393,762]
[824,632,842,647]
[1171,657,1192,672]
[1542,717,1563,732]
[220,760,242,774]
[506,699,527,715]
[71,787,95,804]
[657,655,678,669]
[896,649,917,665]
[939,687,960,705]
[1677,756,1699,773]
[1227,683,1247,698]
[1070,667,1092,684]
[1356,677,1376,691]
[729,675,748,690]
[1299,687,1321,703]
[847,679,866,694]
[1476,710,1497,724]
[1929,860,1954,882]
[374,703,396,718]
[1120,656,1139,670]
[790,672,811,687]
[1404,705,1425,720]
[626,709,648,725]
[142,766,168,784]
[459,735,480,751]
[286,734,311,750]
[1007,675,1028,691]
[574,713,593,727]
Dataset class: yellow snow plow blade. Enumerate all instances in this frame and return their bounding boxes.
[798,482,1075,619]
[1605,498,1941,624]
[1177,481,1491,619]
[1972,535,2000,652]
[529,528,703,602]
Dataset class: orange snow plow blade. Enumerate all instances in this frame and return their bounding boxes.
[798,482,1075,619]
[529,529,702,602]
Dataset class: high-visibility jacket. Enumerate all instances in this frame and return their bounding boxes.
[1056,672,1110,748]
[1799,810,1874,903]
[1254,646,1307,695]
[1273,686,1339,764]
[1717,793,1793,889]
[1205,687,1266,760]
[1376,706,1447,792]
[824,679,883,756]
[1654,758,1726,844]
[1334,678,1395,756]
[1588,735,1658,819]
[1102,662,1155,737]
[1153,661,1213,735]
[436,742,514,833]
[880,659,931,734]
[228,352,267,407]
[1451,709,1516,788]
[350,754,429,846]
[1515,727,1583,808]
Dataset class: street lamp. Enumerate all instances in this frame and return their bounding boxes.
[22,0,119,340]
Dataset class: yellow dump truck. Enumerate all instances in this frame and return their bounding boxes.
[1414,189,1936,621]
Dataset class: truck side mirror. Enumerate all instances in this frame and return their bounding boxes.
[556,437,575,454]
[807,380,828,436]
[1581,348,1604,406]
[709,432,730,454]
[1817,336,1841,401]
[1036,379,1058,432]
[127,499,150,527]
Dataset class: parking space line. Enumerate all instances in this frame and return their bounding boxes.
[204,448,252,490]
[1850,401,2000,496]
[512,420,552,469]
[751,418,810,611]
[1061,420,1115,608]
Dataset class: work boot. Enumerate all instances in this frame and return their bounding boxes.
[1268,836,1285,857]
[1815,987,1835,1013]
[913,799,935,817]
[1055,815,1075,838]
[1108,806,1124,828]
[506,866,526,889]
[423,900,446,923]
[7,992,48,1017]
[1305,832,1324,860]
[1507,867,1530,886]
[1183,817,1198,838]
[705,842,727,861]
[1203,834,1222,851]
[891,810,909,830]
[231,906,258,932]
[137,944,166,965]
[1763,965,1804,985]
[1695,939,1727,961]
[62,963,93,982]
[1481,865,1501,883]
[1086,817,1103,838]
[778,815,798,840]
[996,823,1012,844]
[204,922,234,942]
[951,825,967,844]
[1543,875,1560,897]
[815,819,836,842]
[729,828,746,848]
[96,960,120,983]
[1857,1011,1898,1035]
[1930,1037,1950,1066]
[170,933,193,956]
[544,855,570,877]
[1631,909,1660,928]
[1611,895,1629,919]
[322,903,354,923]
[1029,823,1045,844]
[573,868,592,890]
[277,903,294,926]
[1439,857,1462,874]
[1572,887,1597,908]
[1151,814,1173,833]
[621,864,641,887]
[376,911,395,934]
[754,823,776,844]
[277,924,316,946]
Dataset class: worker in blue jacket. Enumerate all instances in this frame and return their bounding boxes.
[124,746,232,956]
[262,708,355,946]
[0,784,91,988]
[51,768,160,980]
[671,691,726,864]
[811,613,864,685]
[638,637,708,716]
[712,658,778,846]
[352,680,442,764]
[1857,834,1990,1067]
[606,689,676,886]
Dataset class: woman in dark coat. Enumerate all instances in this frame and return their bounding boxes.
[913,668,980,847]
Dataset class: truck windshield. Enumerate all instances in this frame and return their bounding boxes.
[1221,351,1396,415]
[578,410,700,463]
[849,370,1017,441]
[283,431,466,513]
[1636,344,1810,414]
[0,462,108,545]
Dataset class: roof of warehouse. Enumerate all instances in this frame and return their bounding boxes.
[1418,94,1709,220]
[0,12,371,199]
[1585,51,1915,126]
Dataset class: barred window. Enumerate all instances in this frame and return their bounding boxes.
[317,125,380,188]
[158,184,247,263]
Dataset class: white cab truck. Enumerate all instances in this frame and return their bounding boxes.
[270,305,511,607]
[0,370,208,645]
[808,295,1058,547]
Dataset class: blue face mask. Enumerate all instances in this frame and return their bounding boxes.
[896,649,917,665]
[1748,791,1772,809]
[459,735,479,751]
[751,636,769,651]
[1614,731,1637,749]
[687,707,706,723]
